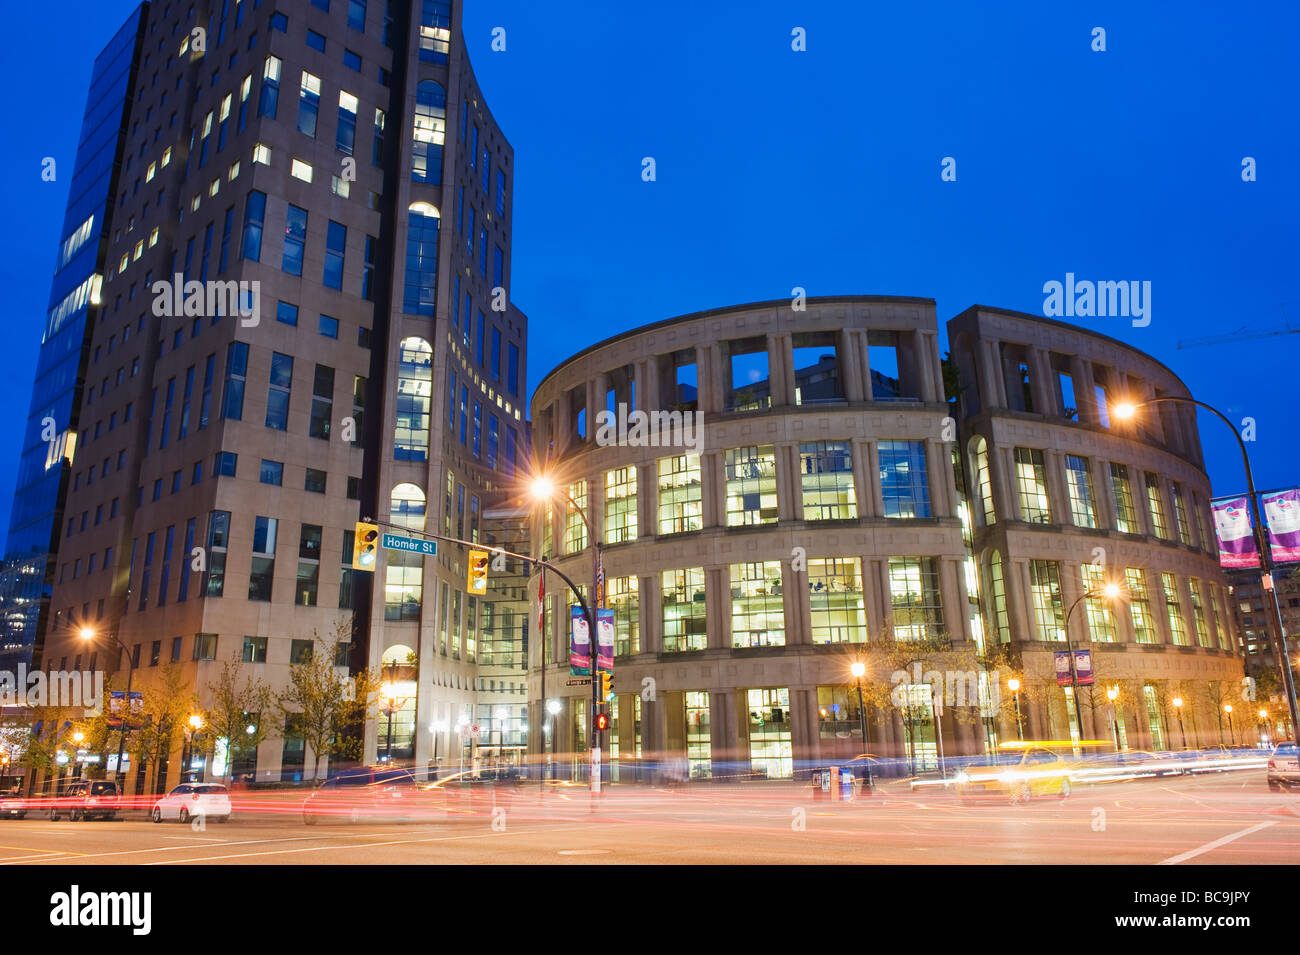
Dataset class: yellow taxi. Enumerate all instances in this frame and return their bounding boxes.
[955,744,1072,803]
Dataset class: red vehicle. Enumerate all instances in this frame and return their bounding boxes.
[46,780,121,821]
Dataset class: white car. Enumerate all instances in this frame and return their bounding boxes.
[151,783,232,823]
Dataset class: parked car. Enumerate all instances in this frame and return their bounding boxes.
[302,767,438,824]
[955,745,1072,803]
[47,780,121,821]
[0,775,27,819]
[1267,742,1299,790]
[151,783,232,823]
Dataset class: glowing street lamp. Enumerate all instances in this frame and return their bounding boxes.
[1106,686,1121,751]
[80,626,135,781]
[1115,396,1300,742]
[1007,678,1023,740]
[1224,703,1236,747]
[1063,583,1129,747]
[1172,697,1186,750]
[849,662,869,756]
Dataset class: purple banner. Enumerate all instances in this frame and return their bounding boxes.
[1074,650,1094,686]
[569,606,591,675]
[596,608,615,672]
[1263,488,1300,564]
[1054,651,1072,686]
[1213,496,1259,569]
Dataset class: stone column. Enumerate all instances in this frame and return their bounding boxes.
[707,565,730,651]
[1043,449,1069,526]
[856,439,877,518]
[768,332,795,407]
[776,442,800,522]
[641,573,661,653]
[1029,346,1058,417]
[840,328,865,402]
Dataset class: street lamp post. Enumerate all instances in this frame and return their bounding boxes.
[380,681,402,765]
[530,476,604,795]
[80,627,135,783]
[850,662,868,749]
[1225,704,1236,747]
[1007,677,1024,740]
[1259,708,1271,747]
[1063,584,1127,751]
[545,699,560,781]
[1115,398,1300,743]
[1172,697,1187,750]
[1106,686,1121,752]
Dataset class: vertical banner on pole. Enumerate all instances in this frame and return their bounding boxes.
[1213,496,1260,568]
[1263,488,1300,564]
[1053,651,1073,686]
[1073,650,1094,686]
[596,608,615,672]
[569,606,591,675]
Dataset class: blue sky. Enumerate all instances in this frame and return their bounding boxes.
[1,0,1296,542]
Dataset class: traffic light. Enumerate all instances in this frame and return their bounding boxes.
[467,549,489,595]
[595,712,610,732]
[600,670,614,702]
[352,521,379,571]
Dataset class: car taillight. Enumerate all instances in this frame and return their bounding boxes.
[1268,760,1276,769]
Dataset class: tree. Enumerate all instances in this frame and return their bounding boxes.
[127,664,199,793]
[202,657,273,785]
[276,624,381,780]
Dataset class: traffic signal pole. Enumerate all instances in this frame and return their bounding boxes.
[360,517,605,791]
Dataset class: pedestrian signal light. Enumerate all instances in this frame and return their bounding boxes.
[595,712,610,732]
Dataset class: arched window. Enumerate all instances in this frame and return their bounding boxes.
[390,482,427,531]
[402,202,440,316]
[386,484,426,622]
[394,337,432,461]
[987,549,1010,644]
[379,644,418,757]
[412,80,446,184]
[970,436,995,525]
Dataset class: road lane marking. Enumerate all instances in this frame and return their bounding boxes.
[1158,821,1278,865]
[146,825,594,864]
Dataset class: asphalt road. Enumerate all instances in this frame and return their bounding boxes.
[1,771,1296,865]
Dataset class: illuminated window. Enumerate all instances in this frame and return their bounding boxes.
[807,557,865,644]
[1064,455,1096,528]
[604,467,637,545]
[412,80,445,184]
[607,575,639,656]
[290,158,313,182]
[1171,483,1192,545]
[730,561,784,647]
[1029,559,1064,641]
[888,557,945,642]
[1082,563,1117,642]
[1161,572,1189,646]
[1015,447,1051,523]
[1126,568,1158,644]
[971,436,995,525]
[724,445,777,526]
[1110,463,1138,533]
[418,0,452,63]
[799,440,856,520]
[747,688,792,779]
[394,337,432,461]
[661,567,706,652]
[1145,473,1169,539]
[657,454,702,535]
[1188,578,1211,647]
[385,483,425,620]
[563,480,588,554]
[252,142,271,165]
[987,550,1010,643]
